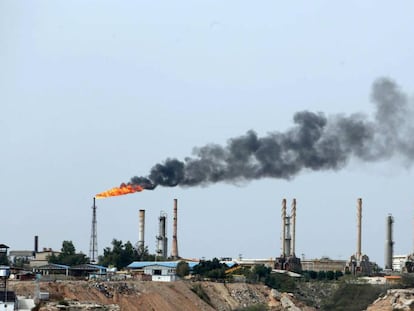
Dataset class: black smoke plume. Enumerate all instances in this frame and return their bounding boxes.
[130,78,413,190]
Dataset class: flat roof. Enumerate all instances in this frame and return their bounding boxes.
[128,261,199,269]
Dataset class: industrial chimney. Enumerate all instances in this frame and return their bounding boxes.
[283,200,291,257]
[281,199,287,256]
[275,198,302,272]
[138,209,145,251]
[291,199,296,257]
[385,214,394,270]
[356,198,362,262]
[156,212,168,258]
[171,199,179,259]
[34,235,39,254]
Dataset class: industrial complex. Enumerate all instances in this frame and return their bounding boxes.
[4,196,414,286]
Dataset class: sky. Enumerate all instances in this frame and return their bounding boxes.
[1,1,414,268]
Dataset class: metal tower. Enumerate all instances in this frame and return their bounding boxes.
[89,197,98,264]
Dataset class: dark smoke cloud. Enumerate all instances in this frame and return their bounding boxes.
[130,77,413,189]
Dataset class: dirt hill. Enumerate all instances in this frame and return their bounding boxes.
[8,279,315,311]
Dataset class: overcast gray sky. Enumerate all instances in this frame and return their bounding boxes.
[1,1,414,267]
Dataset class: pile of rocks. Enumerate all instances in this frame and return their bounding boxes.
[368,289,414,311]
[230,286,264,305]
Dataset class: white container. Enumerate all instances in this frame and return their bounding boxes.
[0,266,10,277]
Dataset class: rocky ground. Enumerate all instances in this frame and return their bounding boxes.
[8,279,312,311]
[11,278,411,310]
[366,289,414,311]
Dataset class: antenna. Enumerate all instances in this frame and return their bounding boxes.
[89,197,98,264]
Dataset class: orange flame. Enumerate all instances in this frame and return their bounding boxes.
[95,183,144,199]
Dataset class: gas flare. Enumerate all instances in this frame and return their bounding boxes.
[95,183,144,199]
[97,78,414,194]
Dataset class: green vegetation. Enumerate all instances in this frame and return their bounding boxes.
[48,240,88,266]
[302,270,343,281]
[265,273,296,292]
[400,274,414,288]
[192,258,227,280]
[321,283,385,311]
[98,239,163,269]
[135,244,157,262]
[99,239,138,269]
[176,260,190,278]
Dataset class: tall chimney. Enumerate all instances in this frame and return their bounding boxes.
[34,235,39,254]
[291,199,296,256]
[156,212,168,258]
[171,199,179,259]
[385,214,394,270]
[281,199,287,256]
[138,209,145,250]
[356,198,362,261]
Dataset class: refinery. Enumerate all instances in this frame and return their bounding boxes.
[5,195,414,277]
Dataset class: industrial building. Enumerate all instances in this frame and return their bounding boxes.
[137,198,180,260]
[345,198,374,275]
[127,261,198,282]
[274,199,302,272]
[301,257,347,272]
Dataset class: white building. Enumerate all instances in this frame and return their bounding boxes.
[393,254,409,272]
[127,261,198,282]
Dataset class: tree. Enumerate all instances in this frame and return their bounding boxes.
[326,270,335,280]
[99,239,138,269]
[48,241,88,266]
[135,244,156,261]
[317,270,326,280]
[253,265,271,282]
[192,258,227,280]
[334,271,344,280]
[265,273,296,292]
[176,261,190,278]
[61,240,76,256]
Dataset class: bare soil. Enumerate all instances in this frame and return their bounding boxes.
[8,279,302,311]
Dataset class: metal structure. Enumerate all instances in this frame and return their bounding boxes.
[171,199,179,259]
[138,209,145,250]
[291,199,296,257]
[156,211,168,258]
[356,198,362,262]
[275,198,301,272]
[34,235,39,254]
[385,214,394,270]
[281,199,287,256]
[89,198,98,264]
[345,198,372,275]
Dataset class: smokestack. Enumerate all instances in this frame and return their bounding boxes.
[356,198,362,261]
[291,199,296,256]
[156,212,168,258]
[34,235,38,254]
[385,214,394,270]
[138,209,145,250]
[171,199,179,259]
[281,199,286,256]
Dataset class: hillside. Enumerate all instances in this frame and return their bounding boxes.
[8,279,315,311]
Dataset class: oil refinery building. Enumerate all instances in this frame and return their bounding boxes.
[301,257,347,272]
